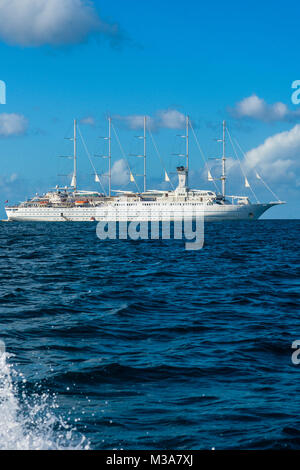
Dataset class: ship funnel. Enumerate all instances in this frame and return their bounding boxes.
[176,166,188,189]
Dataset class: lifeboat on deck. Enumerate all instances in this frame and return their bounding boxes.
[75,200,89,205]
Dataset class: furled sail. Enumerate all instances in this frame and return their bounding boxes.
[164,171,170,182]
[245,177,250,188]
[208,170,214,181]
[70,174,76,187]
[130,172,135,182]
[95,173,100,183]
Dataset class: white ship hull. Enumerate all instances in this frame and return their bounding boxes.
[5,202,277,222]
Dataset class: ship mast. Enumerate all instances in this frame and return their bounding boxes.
[73,118,77,192]
[143,116,146,193]
[108,116,111,197]
[221,119,226,198]
[186,115,189,171]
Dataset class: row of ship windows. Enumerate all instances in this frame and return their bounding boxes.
[20,209,204,215]
[22,202,209,210]
[22,203,205,210]
[114,202,204,206]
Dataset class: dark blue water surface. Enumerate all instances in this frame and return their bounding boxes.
[0,220,300,450]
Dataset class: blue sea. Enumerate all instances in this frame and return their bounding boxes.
[0,220,299,450]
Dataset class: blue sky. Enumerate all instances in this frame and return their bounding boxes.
[0,0,299,218]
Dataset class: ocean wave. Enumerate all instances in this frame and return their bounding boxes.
[0,351,89,450]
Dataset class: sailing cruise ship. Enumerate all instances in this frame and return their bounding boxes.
[4,118,284,222]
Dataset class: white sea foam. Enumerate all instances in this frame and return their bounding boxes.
[0,348,90,450]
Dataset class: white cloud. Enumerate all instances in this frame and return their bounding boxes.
[243,124,300,181]
[0,173,19,187]
[0,113,28,136]
[156,109,186,129]
[111,159,129,185]
[230,94,300,122]
[114,109,186,131]
[114,114,153,130]
[9,173,18,182]
[0,0,121,47]
[80,116,95,126]
[0,173,21,205]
